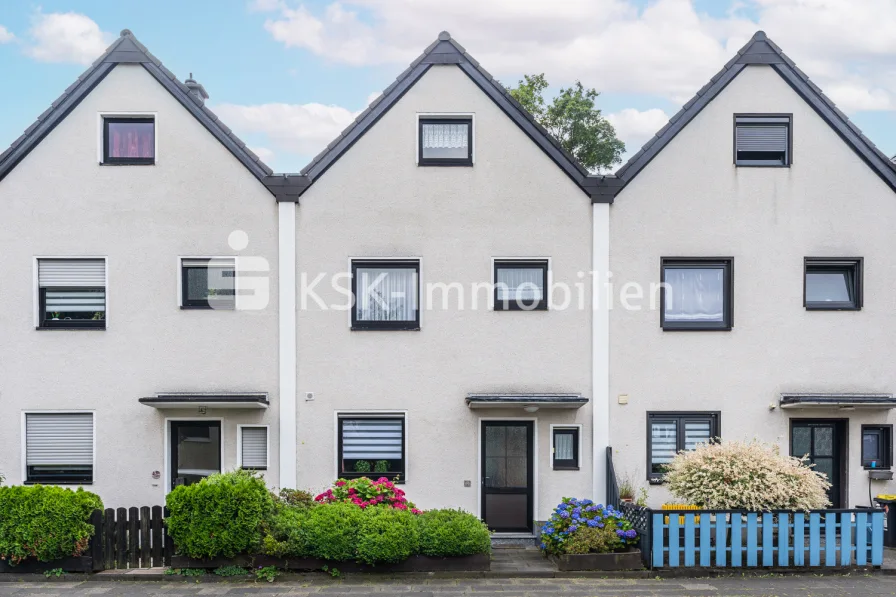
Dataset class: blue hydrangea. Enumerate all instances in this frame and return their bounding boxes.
[572,507,582,517]
[568,525,578,533]
[586,519,598,528]
[559,511,569,519]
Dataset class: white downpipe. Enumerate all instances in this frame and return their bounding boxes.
[278,201,297,489]
[592,202,610,503]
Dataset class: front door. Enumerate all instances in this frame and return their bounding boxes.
[791,420,846,508]
[481,421,533,533]
[170,421,221,490]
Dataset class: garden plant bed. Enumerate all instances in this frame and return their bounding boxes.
[0,556,94,574]
[553,549,643,571]
[171,553,490,572]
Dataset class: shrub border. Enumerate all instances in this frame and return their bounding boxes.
[170,553,489,572]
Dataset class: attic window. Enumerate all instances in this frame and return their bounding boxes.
[418,117,472,166]
[735,115,790,166]
[103,117,155,165]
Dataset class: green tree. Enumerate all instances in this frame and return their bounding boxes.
[507,73,625,172]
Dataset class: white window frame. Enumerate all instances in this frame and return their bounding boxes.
[97,112,159,165]
[33,256,109,329]
[333,410,409,482]
[177,256,240,309]
[490,257,553,311]
[21,410,97,485]
[163,417,224,494]
[237,424,270,471]
[416,113,475,165]
[549,424,583,470]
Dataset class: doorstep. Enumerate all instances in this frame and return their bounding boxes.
[491,532,539,549]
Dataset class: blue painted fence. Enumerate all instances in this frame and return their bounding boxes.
[651,510,884,569]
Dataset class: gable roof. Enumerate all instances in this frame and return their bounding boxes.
[0,29,309,199]
[599,31,896,201]
[297,31,599,200]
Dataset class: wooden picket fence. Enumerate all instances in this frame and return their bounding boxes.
[87,506,172,570]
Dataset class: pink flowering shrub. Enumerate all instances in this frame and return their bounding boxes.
[315,477,421,514]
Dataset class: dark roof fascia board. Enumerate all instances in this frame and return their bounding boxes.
[140,62,271,182]
[301,62,432,182]
[780,393,896,406]
[296,32,596,200]
[466,394,587,404]
[139,394,270,405]
[602,31,896,200]
[0,63,115,182]
[770,63,896,192]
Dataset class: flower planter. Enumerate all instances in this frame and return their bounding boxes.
[170,553,490,572]
[0,556,94,574]
[554,549,642,571]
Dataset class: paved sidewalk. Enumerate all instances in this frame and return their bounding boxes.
[2,576,896,596]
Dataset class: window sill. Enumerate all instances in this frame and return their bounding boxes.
[99,161,155,166]
[863,466,892,471]
[338,474,405,485]
[24,481,93,485]
[350,326,421,332]
[805,305,861,311]
[648,478,666,485]
[37,326,105,331]
[734,163,791,168]
[180,305,235,310]
[241,467,267,471]
[661,325,732,332]
[493,306,549,312]
[418,161,473,167]
[552,466,580,471]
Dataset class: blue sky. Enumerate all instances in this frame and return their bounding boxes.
[1,0,895,173]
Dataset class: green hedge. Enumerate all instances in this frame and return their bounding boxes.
[417,509,491,557]
[0,485,102,564]
[302,502,363,561]
[356,507,419,565]
[166,471,273,558]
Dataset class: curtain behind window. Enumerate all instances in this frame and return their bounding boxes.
[664,268,724,321]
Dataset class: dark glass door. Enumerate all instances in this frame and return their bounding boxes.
[171,421,221,489]
[482,421,533,532]
[791,420,845,507]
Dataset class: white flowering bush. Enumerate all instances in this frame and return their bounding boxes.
[664,440,830,511]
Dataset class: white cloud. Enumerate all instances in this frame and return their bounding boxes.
[25,11,113,65]
[0,25,15,44]
[212,102,359,156]
[250,146,276,163]
[823,82,894,112]
[606,108,670,164]
[257,0,896,112]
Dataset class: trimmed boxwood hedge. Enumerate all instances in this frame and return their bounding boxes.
[0,485,103,564]
[356,507,419,564]
[166,470,273,558]
[417,508,491,557]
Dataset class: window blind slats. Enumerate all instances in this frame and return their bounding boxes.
[26,413,93,466]
[684,421,712,451]
[241,427,267,469]
[341,419,403,459]
[182,258,235,269]
[651,421,678,464]
[38,259,105,287]
[736,126,787,152]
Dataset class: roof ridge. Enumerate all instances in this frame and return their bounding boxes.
[608,30,896,196]
[0,28,280,190]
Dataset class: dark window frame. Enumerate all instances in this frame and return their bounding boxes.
[102,117,156,165]
[803,257,863,311]
[181,259,237,310]
[861,424,893,470]
[552,427,580,470]
[733,113,792,167]
[39,286,106,330]
[337,416,406,483]
[418,117,473,167]
[24,413,94,485]
[646,411,720,482]
[660,257,734,331]
[493,259,549,311]
[350,260,420,331]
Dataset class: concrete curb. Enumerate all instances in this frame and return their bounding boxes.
[0,566,890,583]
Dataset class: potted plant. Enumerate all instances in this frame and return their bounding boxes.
[540,498,642,571]
[353,460,371,474]
[618,474,636,503]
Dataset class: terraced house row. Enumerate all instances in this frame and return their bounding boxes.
[2,28,895,534]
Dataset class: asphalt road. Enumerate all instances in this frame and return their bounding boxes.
[1,575,896,596]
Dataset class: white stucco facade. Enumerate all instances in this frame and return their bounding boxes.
[294,64,596,523]
[0,64,281,507]
[609,64,896,508]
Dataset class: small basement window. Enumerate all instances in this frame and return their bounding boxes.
[862,425,892,469]
[338,416,406,481]
[25,412,94,484]
[38,258,106,329]
[804,258,862,310]
[552,427,579,470]
[418,117,472,166]
[103,117,155,165]
[181,258,236,309]
[735,115,790,166]
[494,260,548,311]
